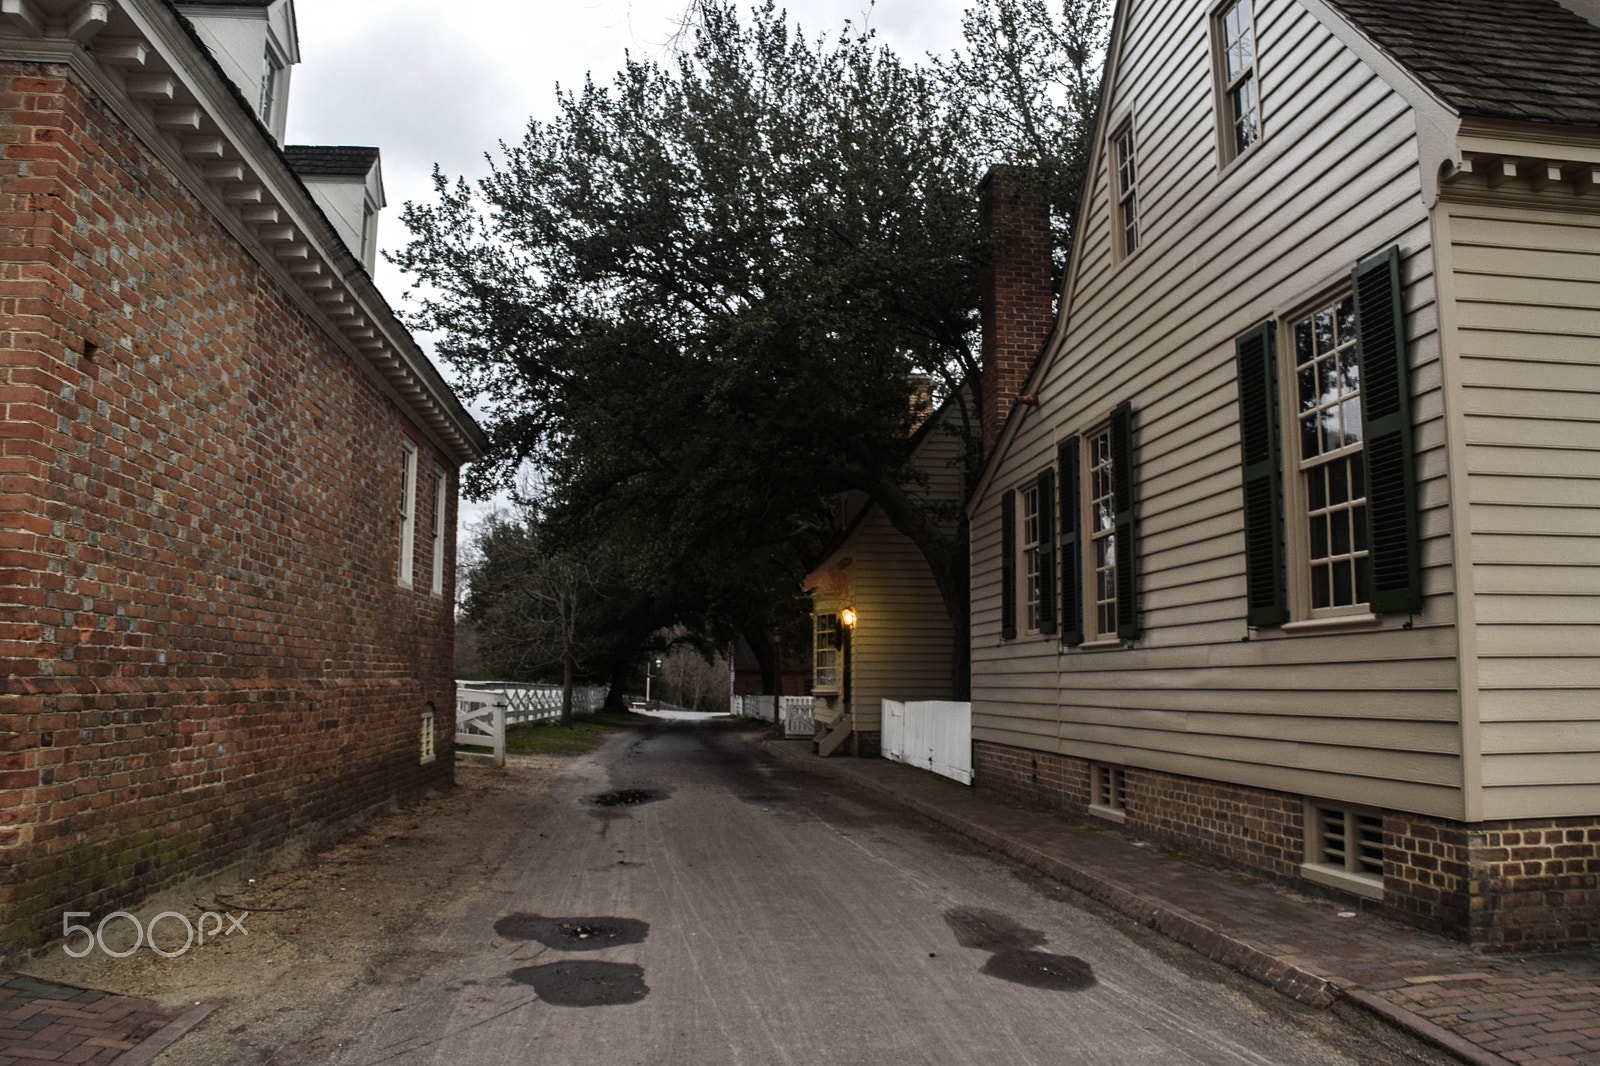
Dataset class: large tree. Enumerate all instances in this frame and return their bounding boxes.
[399,0,1106,697]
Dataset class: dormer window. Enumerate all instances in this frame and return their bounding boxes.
[1213,0,1261,165]
[260,47,281,128]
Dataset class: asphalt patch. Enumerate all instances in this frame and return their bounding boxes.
[944,906,1048,952]
[982,949,1097,991]
[582,789,665,808]
[510,960,649,1006]
[495,913,649,951]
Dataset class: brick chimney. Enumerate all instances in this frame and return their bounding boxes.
[979,166,1053,458]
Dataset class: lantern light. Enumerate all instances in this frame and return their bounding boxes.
[840,606,857,629]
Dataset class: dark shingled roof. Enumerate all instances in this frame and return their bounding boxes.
[175,1,274,6]
[282,145,380,178]
[1325,0,1600,126]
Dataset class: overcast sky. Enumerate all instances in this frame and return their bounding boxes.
[281,0,975,533]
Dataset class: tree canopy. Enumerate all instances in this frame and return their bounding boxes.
[401,0,1108,697]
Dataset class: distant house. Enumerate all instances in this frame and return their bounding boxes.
[0,0,484,958]
[970,0,1600,950]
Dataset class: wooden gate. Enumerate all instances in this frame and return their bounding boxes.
[881,700,972,784]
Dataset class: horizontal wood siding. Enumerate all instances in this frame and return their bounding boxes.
[1446,201,1600,819]
[972,0,1463,817]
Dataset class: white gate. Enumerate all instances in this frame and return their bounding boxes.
[781,696,814,738]
[456,688,506,767]
[731,694,777,721]
[881,700,972,784]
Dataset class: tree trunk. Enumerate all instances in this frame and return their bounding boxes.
[560,653,574,727]
[744,627,780,696]
[603,663,628,712]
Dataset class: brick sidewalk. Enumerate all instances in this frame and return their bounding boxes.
[0,974,214,1066]
[761,739,1600,1066]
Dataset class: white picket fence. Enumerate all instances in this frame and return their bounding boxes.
[457,681,607,725]
[781,696,814,738]
[454,682,610,766]
[731,694,776,721]
[881,699,972,785]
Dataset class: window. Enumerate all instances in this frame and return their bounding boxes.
[430,468,447,597]
[260,48,281,128]
[814,613,841,690]
[1235,246,1421,627]
[398,439,418,588]
[1213,0,1261,164]
[1302,800,1384,899]
[1055,403,1139,646]
[420,706,436,765]
[1001,472,1055,640]
[1292,295,1369,613]
[1113,121,1140,257]
[1089,764,1127,823]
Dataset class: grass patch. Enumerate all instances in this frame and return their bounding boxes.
[457,710,649,758]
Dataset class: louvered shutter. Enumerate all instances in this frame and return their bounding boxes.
[1235,319,1287,627]
[1000,489,1017,640]
[1353,246,1420,613]
[1036,468,1057,636]
[1058,436,1084,646]
[1110,402,1140,641]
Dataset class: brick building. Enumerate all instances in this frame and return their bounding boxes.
[0,0,484,958]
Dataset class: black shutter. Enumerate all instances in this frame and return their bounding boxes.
[1058,436,1084,646]
[1353,245,1420,613]
[1036,468,1057,636]
[1000,488,1017,640]
[1110,401,1140,641]
[1236,319,1287,627]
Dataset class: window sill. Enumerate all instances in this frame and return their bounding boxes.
[1299,863,1383,901]
[1087,804,1127,825]
[1280,612,1379,634]
[1073,638,1127,651]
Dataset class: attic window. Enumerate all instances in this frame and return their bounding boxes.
[1112,121,1139,257]
[1213,0,1261,164]
[260,47,281,127]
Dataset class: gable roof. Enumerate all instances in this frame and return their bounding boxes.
[283,145,381,178]
[1326,0,1600,126]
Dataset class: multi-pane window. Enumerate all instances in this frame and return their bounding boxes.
[398,439,418,588]
[814,613,841,690]
[420,707,436,765]
[1088,427,1118,638]
[430,468,447,597]
[260,48,281,128]
[1214,0,1260,161]
[1293,295,1369,611]
[1114,123,1139,257]
[1022,485,1042,632]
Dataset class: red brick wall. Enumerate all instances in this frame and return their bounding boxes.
[0,64,458,958]
[978,167,1052,458]
[974,740,1600,951]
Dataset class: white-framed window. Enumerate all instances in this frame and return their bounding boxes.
[1022,484,1042,633]
[430,467,447,597]
[1212,0,1261,165]
[1089,763,1127,823]
[1086,425,1118,639]
[1113,121,1140,257]
[1301,799,1384,899]
[398,439,418,588]
[260,47,281,128]
[814,612,841,691]
[420,706,436,765]
[1289,293,1369,615]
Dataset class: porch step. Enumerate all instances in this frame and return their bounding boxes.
[816,715,853,757]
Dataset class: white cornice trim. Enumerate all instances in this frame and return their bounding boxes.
[0,3,484,464]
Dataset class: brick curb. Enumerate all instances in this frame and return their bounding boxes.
[1344,990,1516,1066]
[110,999,220,1066]
[758,739,1343,1008]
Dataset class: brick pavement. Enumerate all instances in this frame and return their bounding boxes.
[0,975,213,1066]
[761,739,1600,1066]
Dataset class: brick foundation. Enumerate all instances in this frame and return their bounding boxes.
[0,65,458,958]
[974,740,1600,951]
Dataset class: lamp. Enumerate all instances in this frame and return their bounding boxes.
[840,606,857,629]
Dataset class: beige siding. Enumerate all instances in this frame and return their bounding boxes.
[972,0,1464,817]
[1444,201,1600,819]
[815,412,963,731]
